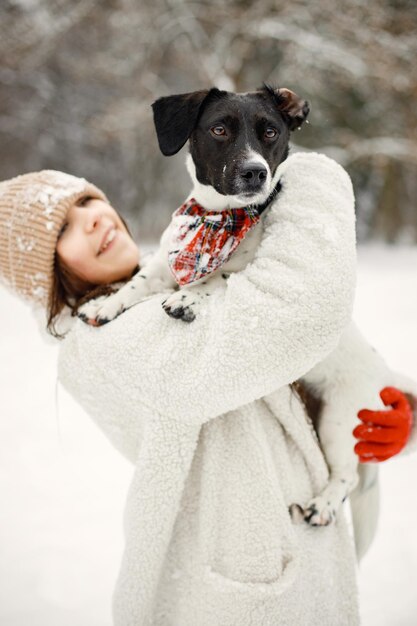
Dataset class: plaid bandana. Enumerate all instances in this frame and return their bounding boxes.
[167,200,260,286]
[168,181,282,286]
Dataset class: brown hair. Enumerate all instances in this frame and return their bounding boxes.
[47,213,139,338]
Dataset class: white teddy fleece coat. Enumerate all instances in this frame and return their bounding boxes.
[58,152,361,626]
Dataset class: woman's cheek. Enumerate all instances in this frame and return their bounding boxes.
[58,246,84,278]
[69,247,98,282]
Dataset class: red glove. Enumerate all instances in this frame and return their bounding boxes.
[353,387,413,463]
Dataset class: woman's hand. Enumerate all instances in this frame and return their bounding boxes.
[353,387,413,462]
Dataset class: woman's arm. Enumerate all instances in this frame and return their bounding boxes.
[59,152,356,426]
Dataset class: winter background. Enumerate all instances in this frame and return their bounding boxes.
[1,1,417,625]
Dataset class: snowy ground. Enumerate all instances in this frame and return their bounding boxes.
[0,244,416,626]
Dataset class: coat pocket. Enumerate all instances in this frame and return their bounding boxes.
[197,411,300,594]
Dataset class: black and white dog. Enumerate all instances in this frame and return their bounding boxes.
[79,85,371,528]
[80,85,309,324]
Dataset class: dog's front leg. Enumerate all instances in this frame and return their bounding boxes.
[162,272,230,322]
[78,249,176,326]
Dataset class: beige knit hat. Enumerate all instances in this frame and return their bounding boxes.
[0,170,108,308]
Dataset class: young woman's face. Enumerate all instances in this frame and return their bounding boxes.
[56,197,139,284]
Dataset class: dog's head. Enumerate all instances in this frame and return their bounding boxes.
[152,85,309,207]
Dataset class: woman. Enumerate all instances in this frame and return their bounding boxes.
[0,155,414,625]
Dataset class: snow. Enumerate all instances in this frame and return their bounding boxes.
[353,246,417,626]
[0,244,417,625]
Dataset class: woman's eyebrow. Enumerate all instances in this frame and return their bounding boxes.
[75,195,94,206]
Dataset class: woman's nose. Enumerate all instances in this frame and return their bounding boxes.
[85,209,101,233]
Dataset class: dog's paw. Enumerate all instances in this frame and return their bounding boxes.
[303,496,337,527]
[162,290,201,323]
[77,293,127,326]
[288,503,305,524]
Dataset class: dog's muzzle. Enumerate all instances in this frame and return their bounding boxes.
[239,162,268,194]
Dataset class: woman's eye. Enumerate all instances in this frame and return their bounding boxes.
[58,222,68,239]
[210,125,226,137]
[265,127,278,139]
[76,196,93,207]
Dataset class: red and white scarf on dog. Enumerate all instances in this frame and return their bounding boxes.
[168,181,282,286]
[167,200,260,286]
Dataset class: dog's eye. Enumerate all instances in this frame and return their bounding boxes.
[264,127,278,139]
[210,125,226,137]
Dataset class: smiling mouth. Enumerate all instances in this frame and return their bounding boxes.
[98,227,117,255]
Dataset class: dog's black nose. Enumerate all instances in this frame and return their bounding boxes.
[240,163,267,191]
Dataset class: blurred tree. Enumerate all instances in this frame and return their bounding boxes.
[0,0,416,241]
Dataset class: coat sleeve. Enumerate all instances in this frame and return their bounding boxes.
[58,152,356,427]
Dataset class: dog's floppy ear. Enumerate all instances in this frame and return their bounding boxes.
[264,85,310,131]
[152,89,220,156]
